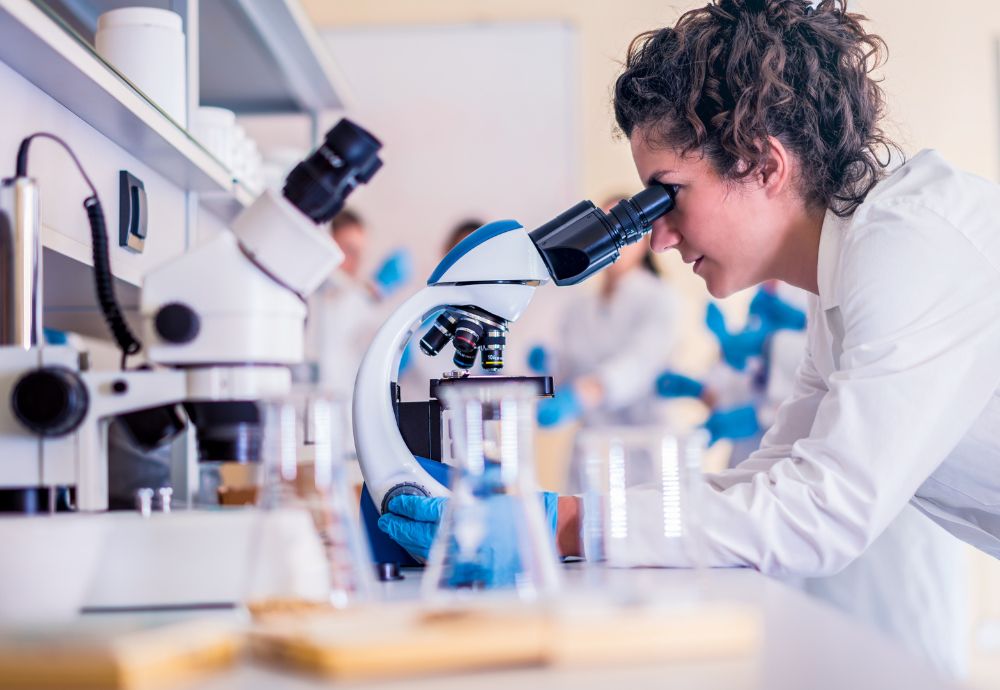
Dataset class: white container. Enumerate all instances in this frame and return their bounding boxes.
[96,7,187,126]
[193,106,237,170]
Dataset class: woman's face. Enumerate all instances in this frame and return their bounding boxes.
[630,130,787,298]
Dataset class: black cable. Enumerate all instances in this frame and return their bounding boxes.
[17,133,143,367]
[85,197,142,359]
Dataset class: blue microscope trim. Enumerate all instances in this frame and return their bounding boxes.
[426,220,523,285]
[360,456,454,567]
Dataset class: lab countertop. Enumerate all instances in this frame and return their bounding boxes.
[160,566,959,690]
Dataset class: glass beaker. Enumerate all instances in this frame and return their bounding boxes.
[422,381,560,600]
[578,426,708,571]
[246,394,373,610]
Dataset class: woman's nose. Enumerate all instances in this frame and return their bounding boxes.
[649,217,681,253]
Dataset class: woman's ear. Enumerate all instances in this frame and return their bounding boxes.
[759,136,792,197]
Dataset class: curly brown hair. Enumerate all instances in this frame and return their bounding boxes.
[613,0,899,217]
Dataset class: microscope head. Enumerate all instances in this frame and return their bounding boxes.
[413,185,676,374]
[140,120,384,465]
[415,220,551,373]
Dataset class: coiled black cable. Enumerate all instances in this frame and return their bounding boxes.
[15,133,143,367]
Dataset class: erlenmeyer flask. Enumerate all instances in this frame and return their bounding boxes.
[247,395,374,610]
[422,381,560,600]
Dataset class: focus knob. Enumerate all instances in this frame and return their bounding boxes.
[11,367,89,437]
[155,302,200,344]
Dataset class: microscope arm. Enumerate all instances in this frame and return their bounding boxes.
[353,282,536,512]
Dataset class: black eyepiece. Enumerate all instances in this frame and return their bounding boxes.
[283,119,383,224]
[529,184,675,286]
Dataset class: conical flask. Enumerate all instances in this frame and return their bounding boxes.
[246,394,374,610]
[422,380,560,600]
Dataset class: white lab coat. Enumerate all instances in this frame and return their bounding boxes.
[303,272,383,454]
[755,297,967,676]
[622,149,1000,575]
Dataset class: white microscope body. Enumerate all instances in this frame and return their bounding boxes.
[355,183,676,515]
[354,221,551,510]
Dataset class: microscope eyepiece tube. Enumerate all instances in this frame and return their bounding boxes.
[282,119,383,224]
[529,184,675,286]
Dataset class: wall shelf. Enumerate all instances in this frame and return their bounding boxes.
[0,0,244,209]
[35,0,353,114]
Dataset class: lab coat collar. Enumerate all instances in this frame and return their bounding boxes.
[817,210,849,310]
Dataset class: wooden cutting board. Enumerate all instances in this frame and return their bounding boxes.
[248,598,760,679]
[0,618,240,690]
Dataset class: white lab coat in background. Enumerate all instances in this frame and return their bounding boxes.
[304,272,382,450]
[620,150,1000,576]
[555,269,679,491]
[558,269,680,427]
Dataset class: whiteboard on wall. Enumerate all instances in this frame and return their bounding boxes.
[320,22,583,377]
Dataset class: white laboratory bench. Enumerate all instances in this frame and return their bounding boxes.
[158,564,962,690]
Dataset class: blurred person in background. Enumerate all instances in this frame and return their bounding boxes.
[304,208,412,406]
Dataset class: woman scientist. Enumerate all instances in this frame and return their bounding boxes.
[379,0,1000,579]
[597,0,1000,573]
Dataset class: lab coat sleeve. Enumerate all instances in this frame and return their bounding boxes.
[621,202,1000,576]
[594,286,680,409]
[707,328,827,490]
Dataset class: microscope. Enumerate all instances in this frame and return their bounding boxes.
[354,186,676,537]
[0,120,381,608]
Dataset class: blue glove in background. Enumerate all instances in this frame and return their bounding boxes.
[373,248,413,296]
[43,327,68,345]
[655,370,705,398]
[536,387,582,427]
[527,345,549,374]
[378,491,559,586]
[703,404,760,444]
[705,302,768,371]
[749,288,807,331]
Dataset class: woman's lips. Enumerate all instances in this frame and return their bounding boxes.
[693,256,705,273]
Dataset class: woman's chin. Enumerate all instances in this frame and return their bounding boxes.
[703,273,738,299]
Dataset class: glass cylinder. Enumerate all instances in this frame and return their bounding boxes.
[246,395,373,609]
[422,381,560,600]
[578,426,708,570]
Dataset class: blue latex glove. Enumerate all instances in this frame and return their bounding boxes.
[749,288,807,331]
[527,345,549,374]
[705,303,767,371]
[378,491,559,587]
[536,387,582,427]
[654,370,705,398]
[42,327,68,345]
[703,404,760,444]
[373,248,413,296]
